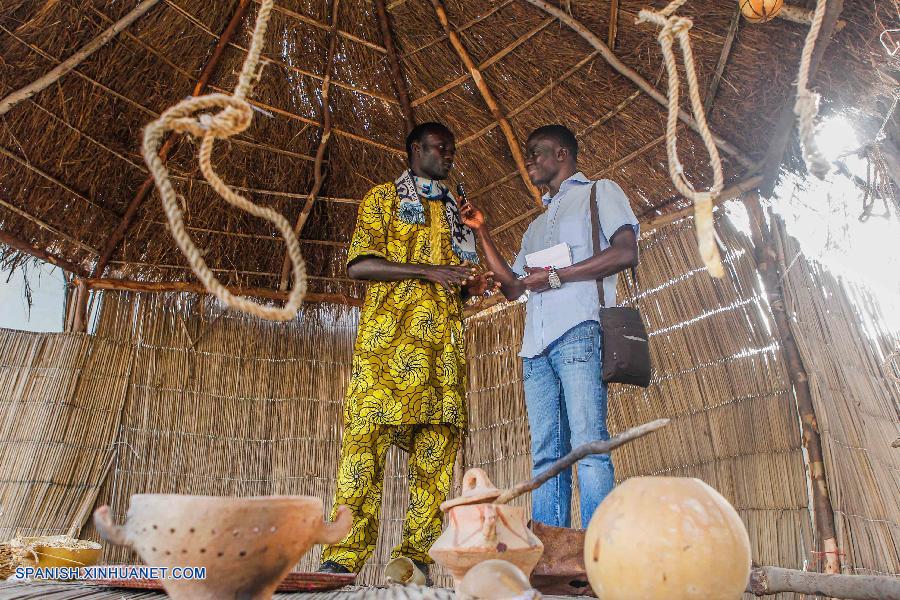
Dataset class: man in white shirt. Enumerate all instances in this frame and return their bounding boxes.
[461,124,639,527]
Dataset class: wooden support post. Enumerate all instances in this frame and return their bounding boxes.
[92,0,254,278]
[744,192,840,574]
[278,0,341,291]
[374,0,415,133]
[73,277,363,307]
[522,0,754,170]
[778,4,847,30]
[0,0,161,116]
[71,281,89,333]
[429,0,543,207]
[758,0,844,197]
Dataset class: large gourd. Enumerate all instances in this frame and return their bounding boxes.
[584,477,751,600]
[739,0,784,23]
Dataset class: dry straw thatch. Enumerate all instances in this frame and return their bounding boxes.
[0,0,896,297]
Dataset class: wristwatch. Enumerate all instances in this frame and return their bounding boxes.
[547,266,562,290]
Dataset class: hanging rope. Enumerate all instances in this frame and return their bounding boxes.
[141,0,307,322]
[638,1,725,278]
[793,0,831,179]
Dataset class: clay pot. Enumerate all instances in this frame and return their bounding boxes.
[94,495,352,600]
[429,469,543,588]
[584,477,751,600]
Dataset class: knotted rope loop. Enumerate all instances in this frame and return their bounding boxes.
[141,0,307,321]
[638,2,725,278]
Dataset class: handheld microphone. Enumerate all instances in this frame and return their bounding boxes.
[456,183,469,207]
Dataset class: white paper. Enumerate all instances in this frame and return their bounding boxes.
[525,242,572,269]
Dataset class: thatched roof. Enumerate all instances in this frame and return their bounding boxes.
[0,0,895,301]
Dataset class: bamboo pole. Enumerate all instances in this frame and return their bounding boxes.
[278,0,341,291]
[374,0,415,133]
[0,0,161,116]
[747,565,900,599]
[92,0,254,279]
[744,192,840,574]
[758,0,844,196]
[73,277,363,307]
[429,0,543,207]
[522,0,754,170]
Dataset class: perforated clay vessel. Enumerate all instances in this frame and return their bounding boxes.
[94,495,351,600]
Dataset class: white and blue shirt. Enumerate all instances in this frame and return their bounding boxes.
[512,172,639,358]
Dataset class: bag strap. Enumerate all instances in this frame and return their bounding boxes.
[588,182,638,308]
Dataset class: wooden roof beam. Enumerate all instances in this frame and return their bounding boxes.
[758,0,845,197]
[0,229,89,277]
[74,276,363,307]
[412,16,555,108]
[522,0,754,170]
[704,7,741,116]
[430,0,542,206]
[374,0,415,133]
[0,0,161,117]
[249,0,386,53]
[93,0,254,279]
[163,0,398,105]
[278,0,341,290]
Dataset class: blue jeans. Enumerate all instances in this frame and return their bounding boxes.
[523,320,614,528]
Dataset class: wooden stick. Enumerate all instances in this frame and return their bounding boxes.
[412,17,555,108]
[745,193,840,574]
[429,0,543,207]
[458,51,601,147]
[0,195,99,255]
[278,0,341,291]
[92,0,253,279]
[642,174,763,232]
[374,0,415,133]
[73,277,363,307]
[747,565,900,599]
[0,145,114,217]
[0,0,161,117]
[522,0,754,170]
[164,0,398,105]
[250,0,387,53]
[704,8,741,116]
[758,0,844,196]
[0,229,88,277]
[495,418,670,504]
[608,0,620,49]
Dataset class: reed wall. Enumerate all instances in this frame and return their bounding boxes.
[0,215,896,590]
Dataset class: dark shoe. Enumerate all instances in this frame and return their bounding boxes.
[411,559,433,586]
[318,560,351,574]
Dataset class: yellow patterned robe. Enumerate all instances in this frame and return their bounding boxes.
[344,182,468,444]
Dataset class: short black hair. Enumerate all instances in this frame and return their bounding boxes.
[406,122,453,160]
[528,124,578,161]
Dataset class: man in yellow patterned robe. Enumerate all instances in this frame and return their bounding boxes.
[319,123,493,580]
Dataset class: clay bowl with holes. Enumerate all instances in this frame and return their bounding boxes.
[94,495,352,600]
